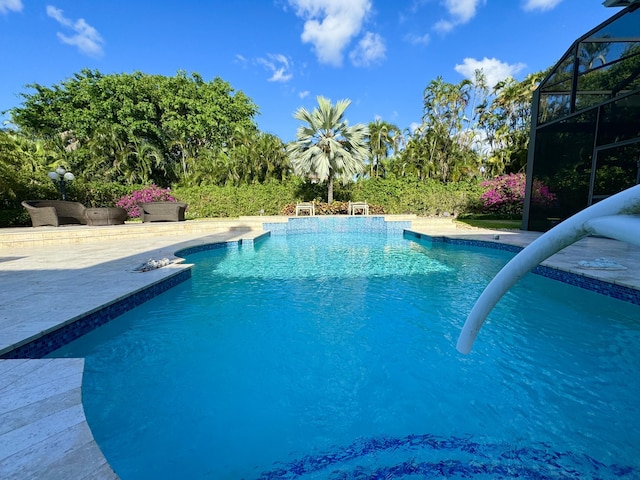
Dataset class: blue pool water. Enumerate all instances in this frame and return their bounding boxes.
[50,232,640,479]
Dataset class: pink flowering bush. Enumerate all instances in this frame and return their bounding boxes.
[480,173,555,216]
[116,185,176,218]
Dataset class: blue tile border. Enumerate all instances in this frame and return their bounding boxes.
[404,230,640,306]
[4,237,271,359]
[407,230,523,254]
[532,264,640,305]
[2,268,193,359]
[240,231,270,247]
[175,239,240,257]
[174,232,270,257]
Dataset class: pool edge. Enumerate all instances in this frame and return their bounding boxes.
[404,229,640,306]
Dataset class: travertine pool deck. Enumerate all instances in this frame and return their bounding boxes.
[1,216,639,479]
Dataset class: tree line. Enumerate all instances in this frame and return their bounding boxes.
[0,67,545,209]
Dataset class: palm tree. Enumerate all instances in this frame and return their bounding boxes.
[368,119,401,178]
[287,96,369,203]
[420,77,474,182]
[253,132,290,183]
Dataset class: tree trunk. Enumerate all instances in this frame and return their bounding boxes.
[327,176,334,203]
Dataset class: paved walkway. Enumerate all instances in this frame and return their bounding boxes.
[0,218,639,479]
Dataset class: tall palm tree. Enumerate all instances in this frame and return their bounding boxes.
[368,119,401,178]
[287,96,369,203]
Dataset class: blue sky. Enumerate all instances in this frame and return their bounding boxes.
[0,1,621,142]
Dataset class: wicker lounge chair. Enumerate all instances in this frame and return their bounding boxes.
[21,200,87,227]
[138,202,187,222]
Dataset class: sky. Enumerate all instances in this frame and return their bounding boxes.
[0,0,624,142]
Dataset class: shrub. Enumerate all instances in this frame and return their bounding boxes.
[174,181,300,218]
[480,173,555,216]
[74,182,133,208]
[116,185,176,218]
[280,201,385,215]
[350,177,482,216]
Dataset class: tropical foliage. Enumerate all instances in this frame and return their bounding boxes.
[367,119,402,178]
[287,96,369,203]
[1,66,551,226]
[384,71,545,182]
[187,129,290,187]
[9,69,259,186]
[477,72,547,175]
[386,76,482,183]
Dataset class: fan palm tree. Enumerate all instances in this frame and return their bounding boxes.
[287,96,369,203]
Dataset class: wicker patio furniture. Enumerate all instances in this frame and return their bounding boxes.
[84,207,128,226]
[21,200,88,227]
[138,202,187,222]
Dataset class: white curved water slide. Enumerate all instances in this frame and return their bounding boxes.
[457,184,640,354]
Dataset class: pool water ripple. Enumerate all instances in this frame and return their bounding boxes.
[49,232,640,479]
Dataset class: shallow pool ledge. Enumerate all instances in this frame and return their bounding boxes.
[0,358,118,479]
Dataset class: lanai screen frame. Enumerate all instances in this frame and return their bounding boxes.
[522,4,640,231]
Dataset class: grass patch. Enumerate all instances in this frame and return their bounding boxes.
[456,217,523,230]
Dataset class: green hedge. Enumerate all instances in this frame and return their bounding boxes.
[173,181,302,218]
[1,177,486,227]
[349,177,483,215]
[173,178,484,218]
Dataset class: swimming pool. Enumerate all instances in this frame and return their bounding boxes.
[50,231,640,479]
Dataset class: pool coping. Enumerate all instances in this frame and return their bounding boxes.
[1,217,639,479]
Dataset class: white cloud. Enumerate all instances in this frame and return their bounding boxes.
[349,31,385,67]
[299,90,310,99]
[522,0,562,12]
[0,0,22,14]
[46,5,104,57]
[434,0,485,33]
[288,0,372,66]
[434,20,454,34]
[405,32,430,46]
[257,54,293,82]
[444,0,482,23]
[454,57,526,89]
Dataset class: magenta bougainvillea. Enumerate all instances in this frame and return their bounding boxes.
[116,185,176,218]
[480,173,555,215]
